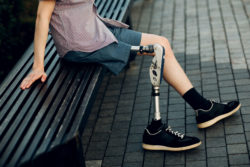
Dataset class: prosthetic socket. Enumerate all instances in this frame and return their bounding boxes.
[131,44,165,120]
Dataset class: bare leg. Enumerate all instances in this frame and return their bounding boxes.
[140,33,193,96]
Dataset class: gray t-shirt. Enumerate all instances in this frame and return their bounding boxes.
[40,0,128,57]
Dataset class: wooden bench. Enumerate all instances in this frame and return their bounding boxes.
[0,0,133,166]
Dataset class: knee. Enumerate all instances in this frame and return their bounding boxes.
[160,36,170,47]
[158,36,174,58]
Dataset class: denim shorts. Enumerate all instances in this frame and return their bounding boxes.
[63,26,142,75]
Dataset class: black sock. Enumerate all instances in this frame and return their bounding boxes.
[183,88,211,110]
[148,119,163,133]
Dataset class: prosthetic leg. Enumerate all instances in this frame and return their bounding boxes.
[131,44,165,120]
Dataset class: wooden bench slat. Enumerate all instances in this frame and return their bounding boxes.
[95,0,102,8]
[50,66,95,149]
[118,0,131,22]
[19,68,79,164]
[0,52,59,149]
[67,66,104,139]
[60,66,99,143]
[111,0,124,20]
[0,39,54,112]
[0,47,57,134]
[99,0,112,18]
[0,56,61,166]
[33,70,88,158]
[8,66,72,166]
[12,67,80,165]
[105,0,118,18]
[0,36,52,99]
[96,0,107,16]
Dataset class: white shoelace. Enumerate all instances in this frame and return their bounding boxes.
[165,126,185,139]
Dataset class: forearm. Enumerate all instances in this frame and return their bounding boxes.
[33,16,50,70]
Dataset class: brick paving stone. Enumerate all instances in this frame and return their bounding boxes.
[168,104,185,112]
[225,124,244,134]
[224,112,243,125]
[229,154,250,165]
[110,129,129,138]
[127,134,142,143]
[144,152,164,166]
[98,109,115,118]
[186,160,206,167]
[133,109,149,118]
[129,125,145,134]
[91,133,110,142]
[165,165,185,167]
[167,118,185,128]
[207,157,228,167]
[219,86,236,94]
[220,93,238,102]
[186,149,206,161]
[134,96,151,104]
[126,142,143,153]
[85,160,102,167]
[102,156,123,167]
[94,124,112,133]
[206,137,226,147]
[203,91,220,99]
[219,80,235,87]
[88,141,108,151]
[112,121,130,130]
[105,146,125,157]
[244,123,250,131]
[108,137,127,147]
[131,116,148,126]
[236,85,250,93]
[227,144,248,154]
[165,152,185,165]
[242,114,250,123]
[206,122,225,137]
[123,162,143,167]
[240,99,250,107]
[246,132,250,141]
[241,106,250,115]
[226,134,246,144]
[85,150,106,160]
[207,147,227,157]
[124,152,144,163]
[114,113,132,122]
[168,111,185,119]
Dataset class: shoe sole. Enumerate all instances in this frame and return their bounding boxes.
[142,141,202,151]
[197,103,241,129]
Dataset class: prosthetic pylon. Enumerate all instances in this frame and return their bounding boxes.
[131,44,165,121]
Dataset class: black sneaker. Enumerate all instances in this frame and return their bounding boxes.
[142,124,201,151]
[196,100,241,129]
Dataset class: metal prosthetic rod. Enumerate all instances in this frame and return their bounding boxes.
[153,86,161,120]
[131,44,165,121]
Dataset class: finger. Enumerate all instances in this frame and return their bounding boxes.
[41,73,47,82]
[20,79,28,90]
[26,79,35,88]
[26,74,42,88]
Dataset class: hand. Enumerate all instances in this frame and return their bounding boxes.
[20,68,47,90]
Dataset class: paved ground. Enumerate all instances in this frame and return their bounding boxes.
[82,0,250,166]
